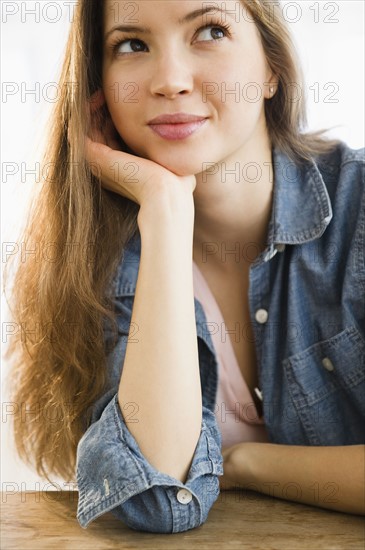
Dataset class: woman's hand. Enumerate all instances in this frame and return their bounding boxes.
[79,89,197,208]
[219,442,365,514]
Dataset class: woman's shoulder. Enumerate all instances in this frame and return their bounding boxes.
[310,141,364,214]
[313,141,364,268]
[314,140,364,181]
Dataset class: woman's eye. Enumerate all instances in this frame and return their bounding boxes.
[196,25,227,42]
[114,39,147,55]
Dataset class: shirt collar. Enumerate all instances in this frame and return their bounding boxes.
[267,146,333,246]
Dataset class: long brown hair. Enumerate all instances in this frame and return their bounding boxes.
[3,0,340,484]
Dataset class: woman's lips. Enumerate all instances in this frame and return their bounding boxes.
[148,119,208,140]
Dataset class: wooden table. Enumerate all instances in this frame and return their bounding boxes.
[1,490,364,549]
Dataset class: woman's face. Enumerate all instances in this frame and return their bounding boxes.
[102,0,274,176]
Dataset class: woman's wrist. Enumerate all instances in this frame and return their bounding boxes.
[137,187,195,233]
[229,442,264,488]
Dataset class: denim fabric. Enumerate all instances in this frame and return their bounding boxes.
[76,141,365,532]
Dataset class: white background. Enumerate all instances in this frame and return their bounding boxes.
[1,1,364,491]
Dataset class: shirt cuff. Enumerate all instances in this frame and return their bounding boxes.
[76,393,223,532]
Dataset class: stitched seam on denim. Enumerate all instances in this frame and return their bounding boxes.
[352,173,365,292]
[307,164,332,222]
[282,326,365,408]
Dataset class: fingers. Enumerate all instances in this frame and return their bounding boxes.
[87,90,107,144]
[103,112,123,150]
[68,89,133,198]
[68,89,106,146]
[221,447,232,460]
[86,89,122,150]
[83,136,141,202]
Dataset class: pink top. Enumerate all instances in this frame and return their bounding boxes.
[192,261,269,448]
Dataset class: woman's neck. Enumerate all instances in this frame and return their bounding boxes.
[193,134,274,271]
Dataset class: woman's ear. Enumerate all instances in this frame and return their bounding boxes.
[264,75,279,99]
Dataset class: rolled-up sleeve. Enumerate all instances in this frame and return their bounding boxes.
[76,290,223,533]
[76,395,223,532]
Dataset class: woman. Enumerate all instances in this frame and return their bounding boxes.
[5,0,364,533]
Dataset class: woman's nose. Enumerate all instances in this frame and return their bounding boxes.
[149,53,194,98]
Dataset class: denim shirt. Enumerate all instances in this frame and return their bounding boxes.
[76,141,365,532]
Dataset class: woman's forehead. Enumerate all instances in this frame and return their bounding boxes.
[103,0,246,26]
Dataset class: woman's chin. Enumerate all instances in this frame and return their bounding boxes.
[144,153,203,177]
[118,139,205,177]
[159,163,195,177]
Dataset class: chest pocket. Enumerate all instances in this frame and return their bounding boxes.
[283,326,365,445]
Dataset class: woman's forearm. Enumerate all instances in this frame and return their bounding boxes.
[118,191,202,484]
[231,443,365,515]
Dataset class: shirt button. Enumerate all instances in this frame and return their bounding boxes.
[255,309,268,324]
[276,244,286,252]
[176,489,192,504]
[322,357,335,371]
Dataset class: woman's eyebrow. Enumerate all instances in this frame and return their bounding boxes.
[104,5,232,41]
